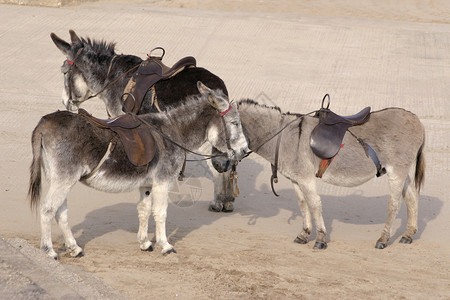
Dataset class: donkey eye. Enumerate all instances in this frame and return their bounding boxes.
[231,121,239,126]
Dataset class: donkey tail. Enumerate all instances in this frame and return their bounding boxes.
[414,134,425,193]
[28,124,43,211]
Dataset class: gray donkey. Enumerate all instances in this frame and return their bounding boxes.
[51,30,236,212]
[236,100,425,249]
[28,82,248,259]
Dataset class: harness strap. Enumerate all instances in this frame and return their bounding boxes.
[87,64,140,101]
[316,144,344,178]
[347,129,386,177]
[270,116,285,197]
[230,164,240,197]
[178,152,187,181]
[220,105,232,117]
[316,130,386,178]
[82,135,119,180]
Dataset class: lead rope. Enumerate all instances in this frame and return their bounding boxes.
[219,110,240,197]
[230,163,240,197]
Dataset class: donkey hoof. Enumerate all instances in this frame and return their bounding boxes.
[163,248,177,255]
[294,236,308,244]
[69,247,84,258]
[399,236,413,244]
[375,241,387,249]
[45,250,58,260]
[209,201,223,212]
[313,241,327,249]
[141,245,154,252]
[222,201,234,212]
[71,251,84,258]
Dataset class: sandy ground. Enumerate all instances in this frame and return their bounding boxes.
[1,1,449,299]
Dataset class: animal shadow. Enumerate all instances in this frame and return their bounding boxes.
[69,158,442,249]
[239,181,442,245]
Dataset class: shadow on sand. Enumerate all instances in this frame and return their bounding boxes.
[68,160,442,251]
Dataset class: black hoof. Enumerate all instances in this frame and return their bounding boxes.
[164,248,177,255]
[313,241,327,249]
[375,241,387,249]
[294,237,308,244]
[209,203,223,212]
[399,236,413,244]
[74,251,84,258]
[141,245,154,252]
[222,202,234,213]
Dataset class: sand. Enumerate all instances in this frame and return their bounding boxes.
[0,0,449,299]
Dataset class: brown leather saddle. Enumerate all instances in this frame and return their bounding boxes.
[310,94,371,159]
[122,47,196,114]
[78,108,156,166]
[310,94,376,178]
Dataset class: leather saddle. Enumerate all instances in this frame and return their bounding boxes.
[78,108,156,166]
[122,48,196,113]
[310,94,371,159]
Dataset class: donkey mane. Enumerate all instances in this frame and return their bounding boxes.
[238,99,282,113]
[78,37,116,57]
[237,98,304,117]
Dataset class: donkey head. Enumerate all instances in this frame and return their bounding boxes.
[197,81,248,162]
[51,30,114,111]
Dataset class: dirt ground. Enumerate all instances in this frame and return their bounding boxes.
[0,0,449,299]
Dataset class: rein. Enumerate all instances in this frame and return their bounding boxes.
[243,110,317,159]
[241,109,317,196]
[66,49,140,107]
[136,105,235,161]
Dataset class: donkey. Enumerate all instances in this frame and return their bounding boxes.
[50,30,235,212]
[236,100,425,249]
[28,82,248,259]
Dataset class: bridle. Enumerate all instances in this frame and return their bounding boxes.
[138,104,238,160]
[64,47,139,108]
[66,48,243,194]
[240,109,318,196]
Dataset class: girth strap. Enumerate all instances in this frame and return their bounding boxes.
[347,129,386,177]
[270,116,285,197]
[82,135,119,180]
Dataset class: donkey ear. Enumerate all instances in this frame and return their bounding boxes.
[198,81,220,108]
[50,32,71,57]
[197,81,212,95]
[69,29,82,44]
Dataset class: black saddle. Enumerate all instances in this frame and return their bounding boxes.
[310,94,371,159]
[78,108,156,166]
[122,47,196,114]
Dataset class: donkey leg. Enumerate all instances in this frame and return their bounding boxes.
[137,187,153,252]
[292,181,312,244]
[399,175,418,244]
[40,184,71,259]
[298,179,327,249]
[151,183,176,254]
[376,176,404,249]
[55,199,83,257]
[209,164,235,212]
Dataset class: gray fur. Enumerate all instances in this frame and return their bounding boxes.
[28,85,248,259]
[238,100,425,249]
[51,30,236,212]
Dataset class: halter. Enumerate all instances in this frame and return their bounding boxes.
[64,48,139,108]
